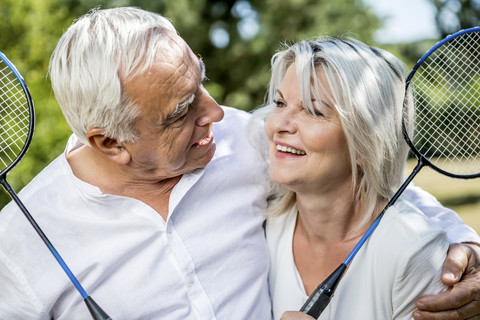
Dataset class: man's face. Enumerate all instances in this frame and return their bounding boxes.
[122,33,224,182]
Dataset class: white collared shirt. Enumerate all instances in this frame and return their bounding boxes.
[0,107,271,320]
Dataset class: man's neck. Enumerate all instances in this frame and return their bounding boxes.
[66,144,181,220]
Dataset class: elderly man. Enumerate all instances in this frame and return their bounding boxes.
[0,7,478,320]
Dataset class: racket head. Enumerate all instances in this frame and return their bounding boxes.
[404,27,480,179]
[0,51,35,176]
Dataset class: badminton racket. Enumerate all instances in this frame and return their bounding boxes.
[0,51,112,320]
[301,27,480,318]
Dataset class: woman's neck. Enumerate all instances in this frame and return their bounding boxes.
[292,183,374,295]
[294,182,363,244]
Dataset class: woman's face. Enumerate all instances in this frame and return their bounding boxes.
[264,64,352,194]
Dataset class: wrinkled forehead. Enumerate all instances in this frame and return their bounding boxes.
[122,31,203,90]
[120,29,199,81]
[122,31,203,120]
[152,32,202,88]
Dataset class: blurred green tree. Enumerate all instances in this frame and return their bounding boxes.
[0,0,380,207]
[431,0,480,37]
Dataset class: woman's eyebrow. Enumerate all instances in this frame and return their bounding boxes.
[313,98,333,109]
[275,89,285,99]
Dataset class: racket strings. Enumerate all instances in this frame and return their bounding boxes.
[409,31,480,176]
[0,61,31,172]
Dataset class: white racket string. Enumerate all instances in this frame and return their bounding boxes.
[0,61,31,171]
[409,31,480,176]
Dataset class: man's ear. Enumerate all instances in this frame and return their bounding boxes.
[86,128,131,165]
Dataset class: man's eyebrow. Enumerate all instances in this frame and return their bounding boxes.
[199,59,206,82]
[166,94,195,121]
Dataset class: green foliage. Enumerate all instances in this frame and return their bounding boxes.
[0,0,381,208]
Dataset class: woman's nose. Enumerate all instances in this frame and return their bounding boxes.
[267,107,297,134]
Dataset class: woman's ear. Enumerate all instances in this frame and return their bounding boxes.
[86,128,131,165]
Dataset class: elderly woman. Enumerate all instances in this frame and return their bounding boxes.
[259,37,450,319]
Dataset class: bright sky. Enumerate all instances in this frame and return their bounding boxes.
[363,0,440,43]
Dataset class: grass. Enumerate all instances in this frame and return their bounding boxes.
[405,159,480,234]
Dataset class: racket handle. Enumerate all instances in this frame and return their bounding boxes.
[300,263,347,319]
[85,296,112,320]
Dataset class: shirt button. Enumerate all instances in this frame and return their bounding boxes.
[187,275,195,286]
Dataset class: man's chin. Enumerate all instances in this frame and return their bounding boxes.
[190,142,217,170]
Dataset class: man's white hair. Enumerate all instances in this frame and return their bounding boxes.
[49,7,177,145]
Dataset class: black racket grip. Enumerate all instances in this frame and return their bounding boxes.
[299,263,347,319]
[85,296,112,320]
[300,288,332,318]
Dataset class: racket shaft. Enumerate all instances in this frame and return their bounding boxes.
[300,263,347,318]
[0,177,88,298]
[1,178,113,318]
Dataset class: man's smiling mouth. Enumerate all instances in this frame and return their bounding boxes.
[194,131,214,147]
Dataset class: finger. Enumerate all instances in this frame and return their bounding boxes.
[414,303,480,320]
[415,295,480,320]
[416,286,472,312]
[442,244,470,286]
[413,309,461,320]
[413,307,480,320]
[280,311,316,320]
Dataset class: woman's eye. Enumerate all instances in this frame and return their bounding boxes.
[273,99,285,108]
[312,109,324,117]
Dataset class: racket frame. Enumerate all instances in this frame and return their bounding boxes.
[0,51,35,177]
[403,26,480,180]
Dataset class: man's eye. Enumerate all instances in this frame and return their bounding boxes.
[174,111,188,123]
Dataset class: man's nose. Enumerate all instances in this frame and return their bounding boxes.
[196,91,224,126]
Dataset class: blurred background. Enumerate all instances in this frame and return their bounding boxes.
[0,0,479,233]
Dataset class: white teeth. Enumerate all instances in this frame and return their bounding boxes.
[195,132,213,146]
[276,144,306,155]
